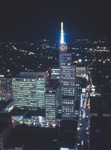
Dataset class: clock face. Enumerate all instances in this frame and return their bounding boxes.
[60,45,65,51]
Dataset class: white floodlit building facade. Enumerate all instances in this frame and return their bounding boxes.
[12,72,47,110]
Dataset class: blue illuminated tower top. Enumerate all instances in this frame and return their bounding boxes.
[60,22,65,44]
[60,22,67,52]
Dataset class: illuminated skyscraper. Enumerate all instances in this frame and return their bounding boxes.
[45,90,57,126]
[45,79,59,126]
[59,22,76,120]
[36,72,47,109]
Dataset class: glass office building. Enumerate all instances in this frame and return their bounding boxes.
[45,91,57,125]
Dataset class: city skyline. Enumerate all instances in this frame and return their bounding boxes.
[0,1,111,148]
[0,0,110,42]
[0,19,111,149]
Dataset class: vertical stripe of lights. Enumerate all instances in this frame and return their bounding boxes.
[60,22,64,44]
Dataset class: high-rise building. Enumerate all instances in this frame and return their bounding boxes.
[36,72,47,109]
[45,91,57,126]
[59,22,76,120]
[45,79,59,126]
[12,72,47,110]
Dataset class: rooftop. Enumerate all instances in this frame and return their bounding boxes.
[24,109,45,118]
[4,123,77,150]
[90,95,111,114]
[11,108,45,118]
[11,108,27,116]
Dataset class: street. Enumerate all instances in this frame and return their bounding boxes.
[76,84,91,150]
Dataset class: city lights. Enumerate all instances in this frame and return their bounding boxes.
[0,7,110,149]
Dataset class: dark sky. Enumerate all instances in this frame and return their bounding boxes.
[0,0,110,42]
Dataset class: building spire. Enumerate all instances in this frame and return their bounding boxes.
[61,22,63,30]
[60,22,64,44]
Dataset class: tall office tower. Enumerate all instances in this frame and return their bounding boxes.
[45,90,57,126]
[36,72,46,109]
[12,72,46,110]
[0,77,12,100]
[59,22,76,120]
[45,79,59,126]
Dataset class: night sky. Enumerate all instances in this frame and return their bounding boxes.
[0,0,110,42]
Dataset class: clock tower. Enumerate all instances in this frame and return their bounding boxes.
[59,22,76,121]
[59,22,67,53]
